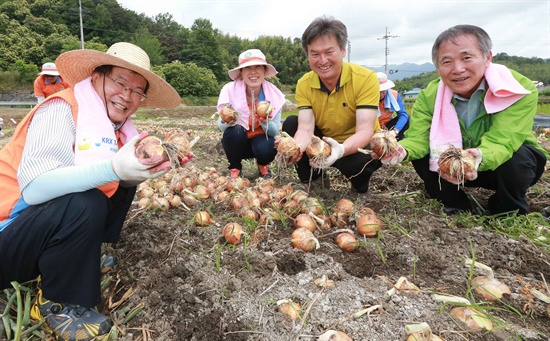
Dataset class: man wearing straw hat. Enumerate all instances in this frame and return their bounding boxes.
[0,42,183,340]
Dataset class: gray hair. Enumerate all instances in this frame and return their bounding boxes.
[431,25,492,67]
[301,16,348,54]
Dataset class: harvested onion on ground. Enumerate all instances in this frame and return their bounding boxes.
[355,210,382,237]
[370,129,399,157]
[135,133,199,169]
[335,232,357,252]
[438,145,476,186]
[277,299,301,320]
[291,228,319,252]
[465,258,511,301]
[194,211,212,226]
[222,222,244,245]
[405,323,443,341]
[432,294,493,332]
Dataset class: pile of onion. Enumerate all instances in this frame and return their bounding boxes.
[370,129,399,157]
[306,136,331,168]
[135,132,199,169]
[437,145,476,186]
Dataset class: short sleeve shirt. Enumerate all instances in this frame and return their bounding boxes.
[295,62,380,142]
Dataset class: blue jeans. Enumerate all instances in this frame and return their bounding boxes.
[221,124,276,170]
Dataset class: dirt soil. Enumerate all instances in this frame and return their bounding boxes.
[1,107,550,341]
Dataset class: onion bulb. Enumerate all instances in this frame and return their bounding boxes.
[277,299,301,320]
[450,306,493,332]
[306,136,331,167]
[294,213,318,232]
[256,101,273,118]
[318,330,353,341]
[194,211,212,226]
[135,133,199,169]
[432,294,493,332]
[370,129,398,157]
[291,228,319,252]
[219,104,238,123]
[334,198,355,215]
[335,232,357,252]
[355,212,382,237]
[438,145,476,185]
[405,323,443,341]
[222,222,244,245]
[465,259,511,301]
[275,133,301,159]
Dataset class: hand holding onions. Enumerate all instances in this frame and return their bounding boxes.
[369,129,406,166]
[313,137,345,168]
[218,104,238,125]
[437,147,482,185]
[112,131,172,182]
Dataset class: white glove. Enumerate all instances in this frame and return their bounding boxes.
[317,137,345,168]
[111,132,170,182]
[464,148,482,181]
[379,143,407,166]
[388,128,398,137]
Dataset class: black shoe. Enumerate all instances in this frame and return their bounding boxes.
[31,289,112,341]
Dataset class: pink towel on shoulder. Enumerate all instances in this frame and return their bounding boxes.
[428,63,530,172]
[484,63,531,113]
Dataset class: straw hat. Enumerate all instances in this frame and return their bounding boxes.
[228,49,278,80]
[56,42,180,108]
[39,62,60,76]
[376,72,395,91]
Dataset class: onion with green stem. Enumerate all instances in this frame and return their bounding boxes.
[465,258,511,301]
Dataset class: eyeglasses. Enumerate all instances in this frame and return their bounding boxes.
[106,75,147,102]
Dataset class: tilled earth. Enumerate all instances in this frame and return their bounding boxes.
[1,107,550,341]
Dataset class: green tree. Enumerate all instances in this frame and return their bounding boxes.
[131,27,165,65]
[159,61,220,97]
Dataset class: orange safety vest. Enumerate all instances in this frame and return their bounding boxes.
[0,89,121,223]
[378,89,399,127]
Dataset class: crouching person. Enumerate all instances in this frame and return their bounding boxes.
[0,43,183,341]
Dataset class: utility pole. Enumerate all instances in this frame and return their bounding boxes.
[378,27,399,75]
[79,0,84,49]
[347,40,351,62]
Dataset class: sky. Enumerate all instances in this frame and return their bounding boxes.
[117,0,549,70]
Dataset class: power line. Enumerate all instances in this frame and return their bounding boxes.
[377,27,399,75]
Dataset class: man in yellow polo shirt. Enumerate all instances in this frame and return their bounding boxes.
[282,16,381,193]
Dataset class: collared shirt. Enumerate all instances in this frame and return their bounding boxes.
[452,79,486,129]
[295,62,380,142]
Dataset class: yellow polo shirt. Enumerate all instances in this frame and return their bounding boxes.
[295,62,380,142]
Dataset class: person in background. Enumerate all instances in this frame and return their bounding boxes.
[377,72,409,140]
[34,62,70,103]
[217,48,286,179]
[281,15,381,193]
[0,117,3,137]
[0,42,184,341]
[374,24,547,215]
